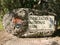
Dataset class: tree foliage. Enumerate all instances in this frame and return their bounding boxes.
[0,0,60,17]
[0,0,60,14]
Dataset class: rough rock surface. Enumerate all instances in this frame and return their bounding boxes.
[4,38,60,45]
[3,8,56,37]
[0,31,60,45]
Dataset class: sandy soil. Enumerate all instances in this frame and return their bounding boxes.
[0,30,60,45]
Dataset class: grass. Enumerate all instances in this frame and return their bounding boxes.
[0,15,4,30]
[0,21,4,30]
[0,16,4,30]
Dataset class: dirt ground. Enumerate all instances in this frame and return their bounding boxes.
[0,30,60,45]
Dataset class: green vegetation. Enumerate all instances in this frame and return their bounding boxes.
[0,21,4,30]
[0,15,4,30]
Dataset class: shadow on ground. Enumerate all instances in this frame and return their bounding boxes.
[21,29,60,38]
[52,29,60,37]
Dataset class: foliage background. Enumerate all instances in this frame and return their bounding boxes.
[0,0,60,30]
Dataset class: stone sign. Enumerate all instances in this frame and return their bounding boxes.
[28,15,55,31]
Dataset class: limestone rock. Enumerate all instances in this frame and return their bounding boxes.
[3,8,56,37]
